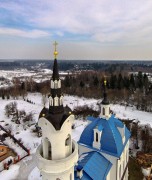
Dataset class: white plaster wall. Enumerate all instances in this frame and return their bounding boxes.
[41,167,74,180]
[39,115,74,160]
[36,141,78,180]
[117,141,129,180]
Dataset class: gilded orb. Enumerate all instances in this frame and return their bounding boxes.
[54,51,58,56]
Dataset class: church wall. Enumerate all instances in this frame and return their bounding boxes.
[117,141,129,180]
[41,166,74,180]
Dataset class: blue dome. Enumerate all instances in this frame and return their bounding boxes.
[78,115,130,157]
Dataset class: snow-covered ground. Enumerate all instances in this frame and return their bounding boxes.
[0,92,152,179]
[0,69,68,87]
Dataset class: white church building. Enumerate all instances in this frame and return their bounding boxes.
[36,43,131,180]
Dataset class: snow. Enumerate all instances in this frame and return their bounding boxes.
[28,167,41,180]
[111,104,152,126]
[0,92,152,179]
[0,164,19,180]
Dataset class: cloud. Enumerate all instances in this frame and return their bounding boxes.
[0,28,50,38]
[1,0,152,59]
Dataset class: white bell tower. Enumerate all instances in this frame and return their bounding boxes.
[36,42,78,180]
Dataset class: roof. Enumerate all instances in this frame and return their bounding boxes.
[39,106,72,130]
[79,115,131,158]
[75,151,112,180]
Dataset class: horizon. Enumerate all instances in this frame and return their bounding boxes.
[1,1,152,60]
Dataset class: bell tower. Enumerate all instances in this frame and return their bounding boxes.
[100,79,111,119]
[36,42,78,180]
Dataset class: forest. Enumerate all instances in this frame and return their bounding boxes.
[0,70,152,112]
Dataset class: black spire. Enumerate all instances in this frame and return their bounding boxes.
[52,58,59,80]
[49,41,64,114]
[102,80,109,105]
[39,42,72,130]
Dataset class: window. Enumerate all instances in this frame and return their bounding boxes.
[54,97,58,106]
[55,82,58,89]
[103,107,105,115]
[96,132,98,142]
[109,107,110,114]
[43,138,52,160]
[65,134,71,146]
[60,96,63,105]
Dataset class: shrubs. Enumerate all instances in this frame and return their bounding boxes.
[73,105,99,118]
[5,102,35,126]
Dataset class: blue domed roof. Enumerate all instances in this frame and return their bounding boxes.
[78,115,130,157]
[75,151,112,180]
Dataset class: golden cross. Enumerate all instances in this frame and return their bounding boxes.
[53,41,58,59]
[53,41,58,51]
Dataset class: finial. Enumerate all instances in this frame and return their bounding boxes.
[104,76,107,86]
[53,41,58,59]
[104,79,107,86]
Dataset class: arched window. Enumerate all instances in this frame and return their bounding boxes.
[96,132,98,142]
[49,97,53,106]
[60,96,63,105]
[55,82,58,89]
[43,138,52,160]
[48,140,52,160]
[103,107,105,115]
[54,97,58,106]
[65,134,71,146]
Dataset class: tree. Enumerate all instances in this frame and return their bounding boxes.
[130,74,135,90]
[80,81,85,88]
[137,71,143,89]
[110,74,117,89]
[64,75,71,87]
[2,94,5,99]
[93,76,99,87]
[117,73,124,89]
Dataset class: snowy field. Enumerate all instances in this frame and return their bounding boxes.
[0,92,152,179]
[0,69,68,87]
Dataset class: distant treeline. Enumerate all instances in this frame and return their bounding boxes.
[0,60,152,72]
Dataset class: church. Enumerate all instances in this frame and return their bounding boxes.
[36,42,131,180]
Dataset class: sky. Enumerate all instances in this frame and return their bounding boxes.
[0,0,152,60]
